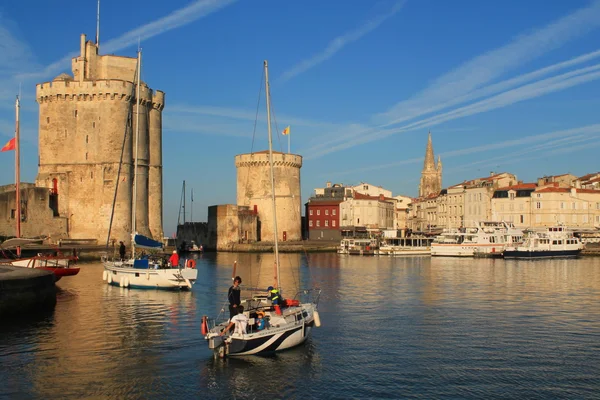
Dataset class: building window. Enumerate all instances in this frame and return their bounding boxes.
[572,214,577,223]
[510,193,515,200]
[325,220,329,227]
[309,221,313,227]
[86,135,88,144]
[85,152,88,160]
[92,122,96,128]
[10,209,16,219]
[309,210,313,216]
[332,220,336,227]
[583,202,588,210]
[536,193,541,198]
[583,215,588,223]
[325,209,329,216]
[536,202,541,209]
[74,110,78,118]
[333,209,336,216]
[560,202,565,209]
[316,221,320,227]
[46,117,50,123]
[520,215,524,224]
[536,215,541,223]
[317,210,320,216]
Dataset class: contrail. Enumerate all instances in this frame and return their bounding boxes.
[277,0,405,83]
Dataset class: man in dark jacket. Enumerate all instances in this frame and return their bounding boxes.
[228,276,242,320]
[119,241,126,260]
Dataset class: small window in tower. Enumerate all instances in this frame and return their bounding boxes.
[92,122,95,128]
[74,110,78,118]
[91,172,93,179]
[85,152,88,160]
[86,135,89,143]
[46,117,50,123]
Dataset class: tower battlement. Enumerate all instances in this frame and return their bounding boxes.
[235,152,303,169]
[36,79,155,105]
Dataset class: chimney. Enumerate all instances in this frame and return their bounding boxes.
[379,194,385,201]
[326,181,332,188]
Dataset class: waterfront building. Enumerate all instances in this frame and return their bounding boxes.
[537,173,577,188]
[419,132,442,198]
[529,186,600,228]
[305,182,353,240]
[491,183,538,227]
[352,182,392,198]
[340,192,395,233]
[393,195,412,234]
[463,173,517,227]
[574,172,600,190]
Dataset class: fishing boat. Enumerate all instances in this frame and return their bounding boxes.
[0,97,80,281]
[102,49,197,290]
[203,60,321,357]
[503,226,584,259]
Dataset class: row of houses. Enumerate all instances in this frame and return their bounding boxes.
[304,172,600,240]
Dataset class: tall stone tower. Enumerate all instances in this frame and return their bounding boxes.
[418,132,442,197]
[235,151,302,242]
[35,34,164,244]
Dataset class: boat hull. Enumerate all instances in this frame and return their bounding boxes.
[8,257,80,281]
[503,249,582,259]
[103,262,198,290]
[431,244,504,257]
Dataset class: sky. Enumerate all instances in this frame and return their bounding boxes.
[1,0,600,237]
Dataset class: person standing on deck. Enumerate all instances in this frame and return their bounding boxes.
[169,250,180,267]
[119,241,126,260]
[228,276,242,320]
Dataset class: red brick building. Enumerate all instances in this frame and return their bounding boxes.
[305,200,342,240]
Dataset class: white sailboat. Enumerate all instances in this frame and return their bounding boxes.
[102,49,197,290]
[203,60,321,357]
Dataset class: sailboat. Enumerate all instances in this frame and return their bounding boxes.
[1,96,80,281]
[102,49,198,290]
[203,60,321,357]
[177,181,203,253]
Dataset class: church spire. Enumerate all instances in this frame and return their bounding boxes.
[423,131,435,171]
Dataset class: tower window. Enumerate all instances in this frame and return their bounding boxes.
[74,110,78,118]
[92,122,95,128]
[86,135,88,144]
[46,117,50,123]
[85,152,88,160]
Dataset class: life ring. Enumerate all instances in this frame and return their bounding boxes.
[186,259,196,269]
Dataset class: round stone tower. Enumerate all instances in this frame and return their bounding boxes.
[235,151,303,242]
[35,34,164,244]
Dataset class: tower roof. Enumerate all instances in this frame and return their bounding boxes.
[423,131,435,171]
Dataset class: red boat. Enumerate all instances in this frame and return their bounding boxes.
[8,254,80,282]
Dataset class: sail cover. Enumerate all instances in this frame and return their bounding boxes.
[134,234,163,250]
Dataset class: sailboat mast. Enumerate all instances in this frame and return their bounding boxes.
[183,180,186,225]
[264,60,281,290]
[15,96,21,251]
[191,188,194,222]
[132,49,141,256]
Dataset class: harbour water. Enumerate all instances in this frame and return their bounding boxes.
[1,253,600,399]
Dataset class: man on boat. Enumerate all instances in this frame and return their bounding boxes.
[220,306,249,336]
[228,276,242,319]
[267,286,284,314]
[169,250,179,267]
[119,241,126,260]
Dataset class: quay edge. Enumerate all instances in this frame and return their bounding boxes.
[0,266,56,318]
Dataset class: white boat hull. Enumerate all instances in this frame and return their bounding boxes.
[431,243,504,257]
[103,261,197,290]
[206,303,317,356]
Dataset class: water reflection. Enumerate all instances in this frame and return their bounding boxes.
[1,255,600,399]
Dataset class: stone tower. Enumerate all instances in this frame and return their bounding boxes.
[35,34,164,244]
[418,132,442,197]
[235,151,302,242]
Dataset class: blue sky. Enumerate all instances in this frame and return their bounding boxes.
[2,0,600,236]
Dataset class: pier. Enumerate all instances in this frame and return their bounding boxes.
[0,265,56,317]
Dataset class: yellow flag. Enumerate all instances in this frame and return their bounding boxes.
[282,126,290,135]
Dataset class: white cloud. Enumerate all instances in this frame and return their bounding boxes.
[276,0,405,83]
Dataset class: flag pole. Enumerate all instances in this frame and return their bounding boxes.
[288,130,290,154]
[15,95,21,254]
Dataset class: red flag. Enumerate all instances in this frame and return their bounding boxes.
[1,138,15,152]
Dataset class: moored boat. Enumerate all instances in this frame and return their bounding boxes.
[503,226,584,259]
[431,221,523,257]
